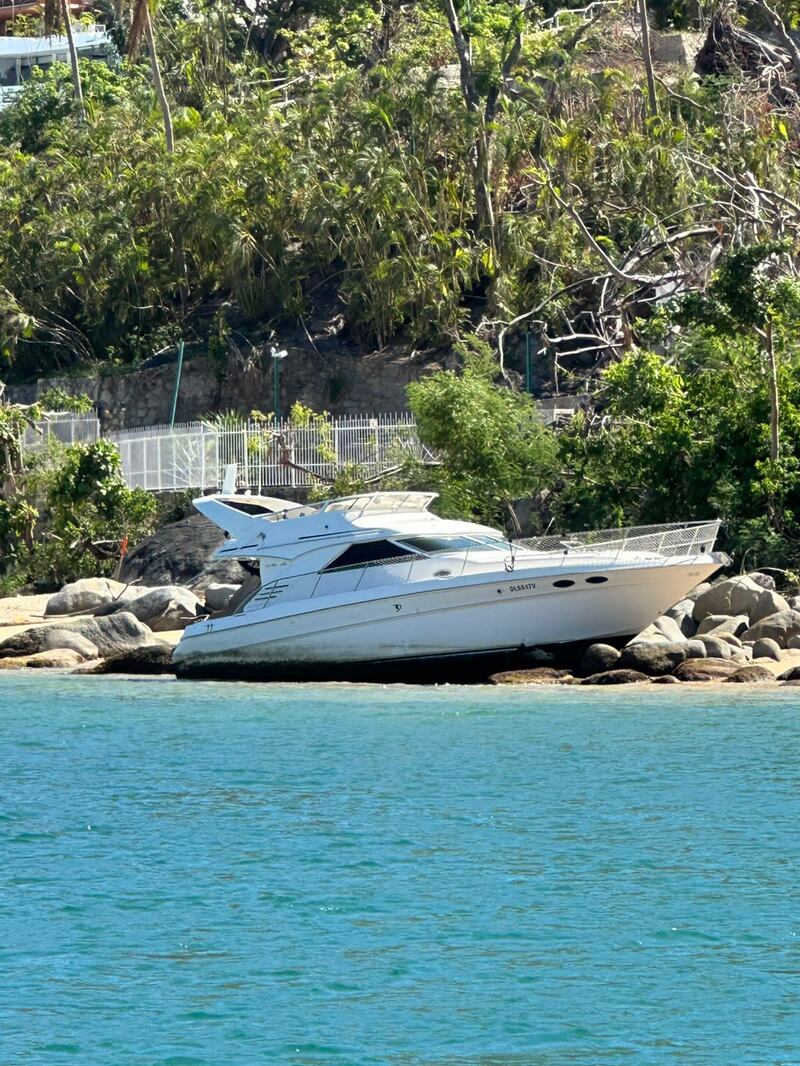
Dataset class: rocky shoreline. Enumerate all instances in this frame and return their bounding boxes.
[491,572,800,687]
[1,567,799,686]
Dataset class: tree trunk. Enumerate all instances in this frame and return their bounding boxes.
[60,0,85,120]
[144,6,174,154]
[639,0,658,119]
[766,319,780,463]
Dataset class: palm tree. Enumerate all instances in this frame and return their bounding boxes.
[128,0,174,153]
[44,0,85,120]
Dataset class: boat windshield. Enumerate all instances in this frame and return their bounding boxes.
[400,535,510,555]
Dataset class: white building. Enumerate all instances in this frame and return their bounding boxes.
[0,26,113,108]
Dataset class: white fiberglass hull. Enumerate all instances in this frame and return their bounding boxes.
[174,554,723,680]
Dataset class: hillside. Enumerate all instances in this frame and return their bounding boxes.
[5,0,800,583]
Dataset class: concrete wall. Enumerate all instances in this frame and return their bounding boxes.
[9,345,455,431]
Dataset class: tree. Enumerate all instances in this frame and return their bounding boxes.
[407,337,557,529]
[441,0,526,243]
[677,242,800,469]
[129,0,174,153]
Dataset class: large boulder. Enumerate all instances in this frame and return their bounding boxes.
[0,649,86,670]
[778,665,800,681]
[0,612,160,659]
[45,577,127,616]
[724,665,775,683]
[673,657,738,681]
[31,628,99,660]
[697,614,748,637]
[619,641,687,676]
[120,514,248,590]
[752,637,781,661]
[686,639,708,659]
[101,586,202,632]
[87,645,175,675]
[742,610,800,648]
[692,575,790,624]
[696,635,732,659]
[579,643,621,676]
[629,615,687,645]
[204,583,240,612]
[664,598,698,637]
[581,669,651,685]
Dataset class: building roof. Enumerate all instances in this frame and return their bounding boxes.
[0,28,110,59]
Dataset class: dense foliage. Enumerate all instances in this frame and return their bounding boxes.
[4,0,800,570]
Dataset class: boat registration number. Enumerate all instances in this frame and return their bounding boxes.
[508,582,536,592]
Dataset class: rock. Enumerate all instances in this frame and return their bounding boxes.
[664,598,698,637]
[632,615,687,645]
[778,665,800,681]
[716,632,743,648]
[686,582,712,602]
[581,669,651,685]
[787,634,800,650]
[618,641,687,676]
[692,576,789,624]
[749,572,776,591]
[492,665,571,682]
[87,645,175,675]
[91,586,148,615]
[697,614,749,637]
[0,612,160,659]
[26,628,100,660]
[120,514,249,590]
[749,588,792,623]
[752,637,782,661]
[686,639,708,659]
[103,586,203,632]
[45,577,127,616]
[723,665,775,683]
[204,583,240,612]
[730,649,751,664]
[579,644,621,676]
[0,649,86,670]
[652,674,681,683]
[673,658,738,681]
[697,635,732,659]
[742,610,800,648]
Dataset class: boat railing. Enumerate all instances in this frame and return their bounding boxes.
[516,520,721,561]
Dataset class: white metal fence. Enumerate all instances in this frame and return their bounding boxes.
[110,413,437,492]
[22,402,575,493]
[23,412,101,450]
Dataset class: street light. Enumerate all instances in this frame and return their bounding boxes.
[270,345,288,422]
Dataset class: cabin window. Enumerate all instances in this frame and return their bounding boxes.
[322,540,416,572]
[401,536,479,554]
[585,575,608,584]
[224,500,274,516]
[553,579,575,588]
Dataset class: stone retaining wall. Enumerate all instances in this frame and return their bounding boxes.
[9,346,455,431]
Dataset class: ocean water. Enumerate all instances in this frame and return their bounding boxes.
[1,676,799,1066]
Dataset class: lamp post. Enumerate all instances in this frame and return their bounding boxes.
[270,345,288,422]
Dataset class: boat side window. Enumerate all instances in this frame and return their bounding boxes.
[400,536,481,554]
[224,500,274,516]
[322,540,417,572]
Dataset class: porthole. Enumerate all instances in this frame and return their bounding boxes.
[585,575,609,584]
[553,579,575,588]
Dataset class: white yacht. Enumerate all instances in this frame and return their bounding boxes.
[172,490,725,681]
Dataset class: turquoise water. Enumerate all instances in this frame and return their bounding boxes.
[2,677,799,1065]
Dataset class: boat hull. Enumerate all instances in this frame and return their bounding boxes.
[174,556,723,682]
